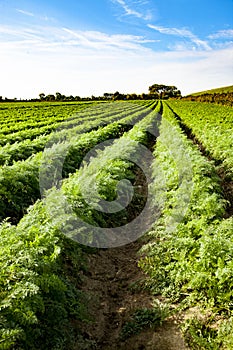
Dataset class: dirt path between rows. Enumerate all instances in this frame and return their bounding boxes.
[78,241,188,350]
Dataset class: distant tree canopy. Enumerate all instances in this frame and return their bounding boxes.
[39,93,45,100]
[1,84,182,102]
[148,84,181,99]
[37,85,181,102]
[38,92,81,102]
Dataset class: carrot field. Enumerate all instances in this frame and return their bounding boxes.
[0,100,232,349]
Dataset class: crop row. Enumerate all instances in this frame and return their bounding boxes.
[0,101,142,133]
[0,101,150,146]
[167,100,233,177]
[0,101,157,224]
[0,101,93,124]
[0,101,145,127]
[60,103,161,246]
[139,102,233,349]
[0,105,86,133]
[0,102,161,349]
[0,101,151,165]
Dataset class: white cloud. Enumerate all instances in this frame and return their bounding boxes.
[62,27,155,50]
[113,0,152,20]
[148,24,190,37]
[148,24,211,51]
[0,24,154,53]
[0,25,44,41]
[208,29,233,39]
[16,9,34,17]
[0,23,232,99]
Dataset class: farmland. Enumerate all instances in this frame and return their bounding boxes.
[182,85,233,106]
[0,99,232,349]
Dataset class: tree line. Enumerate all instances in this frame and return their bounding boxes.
[0,84,182,102]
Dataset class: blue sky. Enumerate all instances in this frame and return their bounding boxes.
[0,0,233,98]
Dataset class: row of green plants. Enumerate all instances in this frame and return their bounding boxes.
[0,199,90,349]
[0,102,150,165]
[167,100,233,177]
[0,102,156,223]
[138,102,233,349]
[0,100,143,127]
[0,101,92,125]
[0,122,60,146]
[0,101,146,146]
[0,101,132,132]
[60,103,161,244]
[1,116,68,136]
[0,102,160,349]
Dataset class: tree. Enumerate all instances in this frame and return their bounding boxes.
[112,91,126,100]
[148,84,181,99]
[112,91,120,100]
[103,93,113,99]
[39,93,45,101]
[45,94,55,101]
[56,92,66,101]
[67,95,75,101]
[141,93,149,100]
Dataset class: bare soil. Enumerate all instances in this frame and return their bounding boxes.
[78,241,189,350]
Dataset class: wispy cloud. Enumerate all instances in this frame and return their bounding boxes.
[0,24,154,54]
[62,27,155,50]
[16,8,56,23]
[148,24,211,51]
[16,9,34,17]
[208,29,233,39]
[0,25,44,42]
[113,0,152,20]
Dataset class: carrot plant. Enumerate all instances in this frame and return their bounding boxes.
[139,102,233,348]
[167,100,233,178]
[0,102,159,348]
[0,103,154,223]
